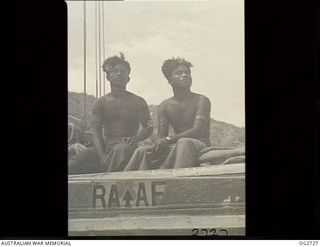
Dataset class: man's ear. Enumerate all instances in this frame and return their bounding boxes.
[106,73,110,81]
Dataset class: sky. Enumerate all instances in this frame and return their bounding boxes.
[67,0,244,127]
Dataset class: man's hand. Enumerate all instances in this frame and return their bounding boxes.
[152,138,170,154]
[99,153,109,166]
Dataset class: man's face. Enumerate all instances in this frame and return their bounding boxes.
[107,63,130,86]
[169,65,192,89]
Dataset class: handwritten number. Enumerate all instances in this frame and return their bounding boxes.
[192,228,228,236]
[201,229,208,236]
[209,229,216,236]
[192,229,198,236]
[219,229,228,235]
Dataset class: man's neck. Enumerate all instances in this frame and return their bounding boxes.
[110,85,127,98]
[173,87,192,101]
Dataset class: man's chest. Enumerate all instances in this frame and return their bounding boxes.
[102,100,139,121]
[166,103,197,124]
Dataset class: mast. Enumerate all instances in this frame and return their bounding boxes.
[102,1,106,96]
[95,1,98,98]
[98,1,102,98]
[83,1,87,125]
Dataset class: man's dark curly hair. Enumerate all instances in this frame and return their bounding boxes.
[161,57,193,81]
[102,52,131,74]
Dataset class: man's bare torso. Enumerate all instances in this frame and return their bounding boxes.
[160,93,210,145]
[94,92,146,137]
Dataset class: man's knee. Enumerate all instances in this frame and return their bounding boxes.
[134,146,150,155]
[176,138,194,147]
[113,143,134,154]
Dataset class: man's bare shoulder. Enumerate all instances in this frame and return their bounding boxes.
[126,91,148,106]
[193,93,211,106]
[159,97,175,109]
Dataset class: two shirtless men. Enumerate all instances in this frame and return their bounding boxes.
[69,53,211,174]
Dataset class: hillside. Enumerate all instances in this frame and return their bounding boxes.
[68,92,245,148]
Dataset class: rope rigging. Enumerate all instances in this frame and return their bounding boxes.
[82,1,107,124]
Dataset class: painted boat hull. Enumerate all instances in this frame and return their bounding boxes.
[68,163,245,236]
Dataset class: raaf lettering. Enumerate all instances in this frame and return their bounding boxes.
[136,182,149,206]
[92,181,166,209]
[93,184,106,209]
[122,190,134,207]
[108,184,120,208]
[151,181,165,206]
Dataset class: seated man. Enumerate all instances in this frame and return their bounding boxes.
[69,53,153,174]
[124,57,211,170]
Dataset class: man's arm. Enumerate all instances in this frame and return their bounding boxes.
[158,102,169,138]
[90,100,108,164]
[127,98,153,146]
[167,95,211,143]
[152,102,170,153]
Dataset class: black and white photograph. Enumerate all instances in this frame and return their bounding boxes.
[67,0,245,236]
[6,0,318,241]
